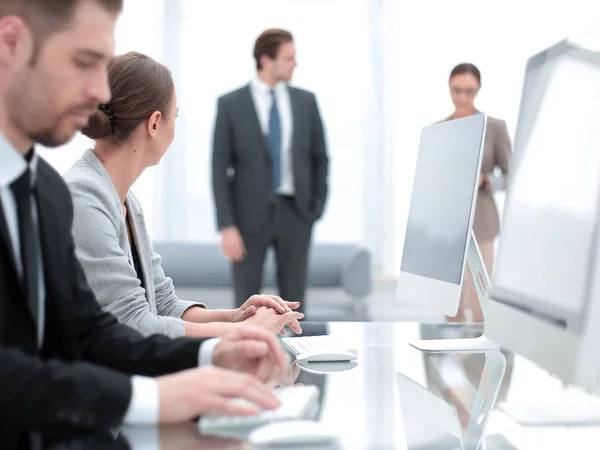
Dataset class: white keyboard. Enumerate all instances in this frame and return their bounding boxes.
[281,335,357,362]
[199,385,320,433]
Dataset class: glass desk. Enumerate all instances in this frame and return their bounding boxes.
[37,322,600,449]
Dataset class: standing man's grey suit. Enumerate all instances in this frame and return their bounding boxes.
[212,29,328,314]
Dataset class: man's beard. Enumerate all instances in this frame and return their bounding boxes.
[27,109,93,148]
[28,123,75,148]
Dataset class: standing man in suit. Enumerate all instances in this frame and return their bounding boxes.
[212,29,329,314]
[0,1,289,447]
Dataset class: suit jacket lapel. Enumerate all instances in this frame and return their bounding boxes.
[35,167,77,356]
[0,195,26,319]
[0,198,18,277]
[241,85,271,161]
[125,196,152,296]
[36,184,60,279]
[35,173,68,331]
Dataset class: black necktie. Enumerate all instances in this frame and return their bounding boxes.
[10,168,40,337]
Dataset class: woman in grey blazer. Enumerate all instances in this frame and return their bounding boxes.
[65,52,303,338]
[443,63,512,323]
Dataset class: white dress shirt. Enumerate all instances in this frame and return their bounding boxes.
[0,133,219,426]
[250,77,295,195]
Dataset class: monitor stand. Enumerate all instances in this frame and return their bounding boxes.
[410,231,500,352]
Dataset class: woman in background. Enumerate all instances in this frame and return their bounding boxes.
[65,52,304,338]
[444,63,512,323]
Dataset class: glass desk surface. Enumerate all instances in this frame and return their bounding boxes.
[38,322,600,450]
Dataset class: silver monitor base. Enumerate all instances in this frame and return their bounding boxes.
[409,336,499,352]
[410,232,496,352]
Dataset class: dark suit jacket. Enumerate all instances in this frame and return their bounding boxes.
[212,84,329,235]
[0,158,204,449]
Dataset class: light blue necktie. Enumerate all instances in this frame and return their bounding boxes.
[267,89,281,192]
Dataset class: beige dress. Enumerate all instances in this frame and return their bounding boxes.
[443,113,512,240]
[474,115,512,240]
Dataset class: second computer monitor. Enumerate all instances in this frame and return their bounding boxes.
[397,114,487,316]
[486,37,600,389]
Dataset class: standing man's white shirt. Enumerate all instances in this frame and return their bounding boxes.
[0,134,218,426]
[250,77,295,195]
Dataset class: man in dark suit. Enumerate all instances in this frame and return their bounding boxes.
[0,1,289,448]
[212,29,329,314]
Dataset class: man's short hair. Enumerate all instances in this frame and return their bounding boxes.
[253,28,293,70]
[0,0,123,59]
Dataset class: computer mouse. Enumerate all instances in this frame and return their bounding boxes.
[249,420,340,448]
[295,350,357,363]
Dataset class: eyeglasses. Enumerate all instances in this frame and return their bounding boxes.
[450,86,479,97]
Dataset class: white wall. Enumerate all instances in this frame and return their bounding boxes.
[174,0,371,243]
[387,1,600,277]
[36,0,373,247]
[37,0,165,222]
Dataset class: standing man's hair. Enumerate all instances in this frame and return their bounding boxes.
[253,28,293,70]
[0,0,123,60]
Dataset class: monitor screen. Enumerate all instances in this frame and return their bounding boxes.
[400,114,485,285]
[491,41,600,332]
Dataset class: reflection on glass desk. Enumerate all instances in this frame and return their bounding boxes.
[32,322,600,450]
[398,350,505,450]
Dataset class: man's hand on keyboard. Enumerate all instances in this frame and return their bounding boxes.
[156,366,281,424]
[213,325,291,382]
[244,306,304,335]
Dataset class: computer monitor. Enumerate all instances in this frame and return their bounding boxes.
[397,114,487,318]
[485,37,600,392]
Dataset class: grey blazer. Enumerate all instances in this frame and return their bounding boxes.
[212,84,329,235]
[64,149,205,338]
